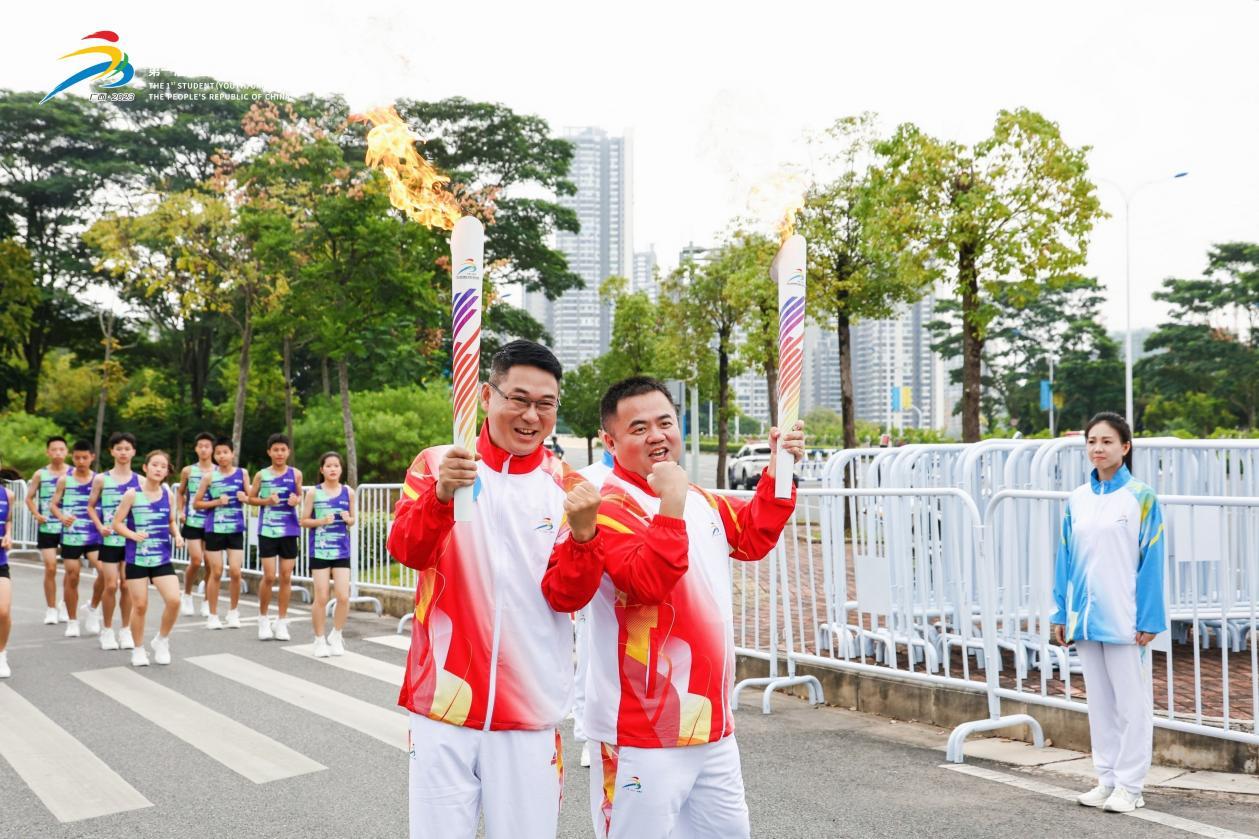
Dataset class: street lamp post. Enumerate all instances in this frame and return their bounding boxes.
[1099,172,1188,428]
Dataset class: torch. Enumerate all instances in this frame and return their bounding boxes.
[449,217,483,521]
[770,234,806,499]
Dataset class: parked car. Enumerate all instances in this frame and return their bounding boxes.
[727,443,772,490]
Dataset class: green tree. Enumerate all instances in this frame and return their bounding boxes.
[561,358,611,463]
[0,239,38,409]
[877,109,1106,441]
[727,234,781,426]
[599,275,661,381]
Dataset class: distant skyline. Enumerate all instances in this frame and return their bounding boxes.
[8,0,1259,331]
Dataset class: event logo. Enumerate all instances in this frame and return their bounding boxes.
[42,30,135,104]
[622,776,642,792]
[534,516,555,533]
[456,258,479,277]
[787,268,805,287]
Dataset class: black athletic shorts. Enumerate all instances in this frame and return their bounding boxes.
[37,531,61,550]
[98,544,127,564]
[0,565,9,578]
[310,557,350,571]
[204,531,244,552]
[181,524,206,541]
[125,563,176,581]
[258,535,299,560]
[61,543,99,560]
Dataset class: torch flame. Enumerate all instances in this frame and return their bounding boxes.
[777,194,806,245]
[357,106,462,231]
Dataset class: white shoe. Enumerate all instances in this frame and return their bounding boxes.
[580,740,592,768]
[44,608,59,625]
[312,636,331,658]
[151,635,171,665]
[328,629,344,656]
[0,651,9,678]
[1102,788,1144,813]
[273,619,291,642]
[1077,784,1114,808]
[64,621,81,638]
[200,600,210,618]
[180,594,194,617]
[57,602,69,622]
[100,629,120,651]
[206,614,223,630]
[258,616,273,641]
[119,631,135,650]
[131,647,150,667]
[225,609,241,629]
[84,606,101,636]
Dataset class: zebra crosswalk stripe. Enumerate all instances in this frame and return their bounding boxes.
[364,634,411,652]
[283,643,405,685]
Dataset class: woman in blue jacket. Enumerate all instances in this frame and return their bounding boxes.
[1051,412,1166,814]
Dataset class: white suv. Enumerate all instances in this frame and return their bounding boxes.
[727,443,772,490]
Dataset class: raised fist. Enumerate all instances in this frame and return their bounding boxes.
[564,479,601,543]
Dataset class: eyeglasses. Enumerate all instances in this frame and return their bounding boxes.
[488,382,560,415]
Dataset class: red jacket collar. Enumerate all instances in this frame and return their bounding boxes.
[612,459,658,496]
[476,422,545,474]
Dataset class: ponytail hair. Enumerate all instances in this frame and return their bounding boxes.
[1084,411,1133,474]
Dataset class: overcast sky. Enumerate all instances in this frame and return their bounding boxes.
[9,0,1259,331]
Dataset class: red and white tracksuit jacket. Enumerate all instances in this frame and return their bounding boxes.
[541,462,795,748]
[388,423,601,732]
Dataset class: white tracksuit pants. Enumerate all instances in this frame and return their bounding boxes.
[1075,640,1154,793]
[408,713,563,839]
[590,736,750,839]
[573,607,590,742]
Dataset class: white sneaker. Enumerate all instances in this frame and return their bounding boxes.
[225,609,241,629]
[206,614,223,630]
[1102,788,1144,813]
[84,606,101,636]
[1077,784,1114,808]
[180,594,194,617]
[580,740,592,768]
[258,616,273,641]
[131,647,150,667]
[44,608,59,625]
[57,601,69,622]
[100,629,120,651]
[151,635,171,665]
[64,621,81,638]
[0,651,9,678]
[119,632,135,650]
[328,629,344,656]
[273,619,291,642]
[312,636,331,658]
[200,600,210,618]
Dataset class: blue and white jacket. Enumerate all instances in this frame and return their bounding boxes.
[1051,465,1167,644]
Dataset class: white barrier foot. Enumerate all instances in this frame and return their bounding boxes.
[945,714,1044,764]
[397,613,414,635]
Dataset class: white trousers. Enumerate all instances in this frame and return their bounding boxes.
[1076,640,1153,793]
[589,737,750,839]
[573,607,590,741]
[408,713,563,839]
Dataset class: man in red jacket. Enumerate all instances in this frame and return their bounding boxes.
[388,340,602,839]
[542,375,804,839]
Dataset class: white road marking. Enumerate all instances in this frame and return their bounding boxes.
[283,644,405,685]
[364,634,411,652]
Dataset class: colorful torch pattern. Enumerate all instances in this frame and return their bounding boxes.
[771,234,806,499]
[450,217,484,521]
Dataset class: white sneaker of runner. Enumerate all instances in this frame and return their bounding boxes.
[57,601,69,622]
[1076,784,1114,808]
[328,629,344,656]
[205,614,223,630]
[100,629,120,651]
[151,635,171,665]
[1102,788,1144,813]
[44,608,59,625]
[64,621,81,638]
[225,609,241,629]
[258,616,273,641]
[0,651,9,678]
[312,636,331,658]
[131,647,150,667]
[273,619,290,642]
[180,594,194,616]
[84,606,101,635]
[119,631,135,650]
[200,599,210,618]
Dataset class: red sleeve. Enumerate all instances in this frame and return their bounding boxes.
[710,467,796,561]
[386,449,455,571]
[593,491,689,604]
[540,529,606,612]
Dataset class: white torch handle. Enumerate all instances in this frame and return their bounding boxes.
[451,216,485,523]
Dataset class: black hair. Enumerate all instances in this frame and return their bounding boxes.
[194,432,215,446]
[489,340,562,385]
[72,440,94,453]
[213,436,234,451]
[318,451,345,480]
[266,433,292,449]
[599,376,676,430]
[46,435,67,447]
[107,431,137,450]
[1085,411,1134,474]
[143,449,172,468]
